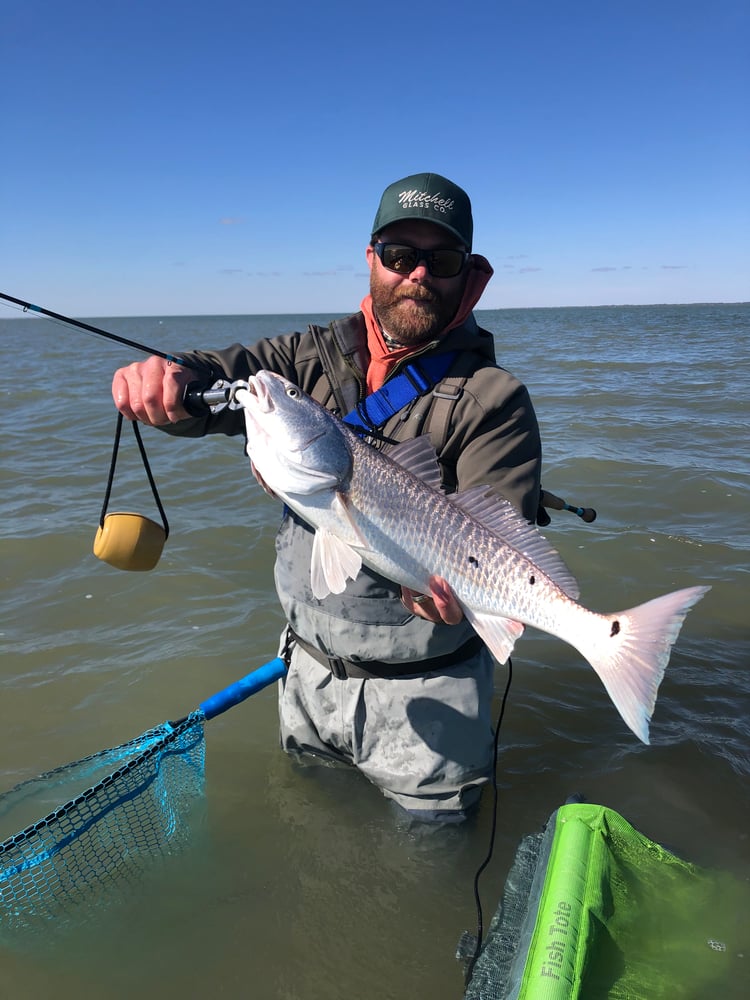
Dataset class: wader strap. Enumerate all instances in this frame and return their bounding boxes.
[343,352,457,436]
[309,323,348,416]
[308,320,366,416]
[424,375,468,457]
[287,627,484,680]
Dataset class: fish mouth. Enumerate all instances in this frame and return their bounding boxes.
[245,373,273,413]
[243,372,327,450]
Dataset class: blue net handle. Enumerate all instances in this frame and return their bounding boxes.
[198,657,286,721]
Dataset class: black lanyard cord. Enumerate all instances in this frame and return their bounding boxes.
[99,413,169,537]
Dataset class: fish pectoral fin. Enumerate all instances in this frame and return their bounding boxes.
[310,528,363,599]
[465,611,525,664]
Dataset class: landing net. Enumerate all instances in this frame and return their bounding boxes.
[0,656,284,939]
[0,713,205,936]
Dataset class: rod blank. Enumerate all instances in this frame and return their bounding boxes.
[0,291,206,372]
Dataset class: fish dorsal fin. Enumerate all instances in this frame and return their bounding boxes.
[387,436,443,491]
[449,487,580,599]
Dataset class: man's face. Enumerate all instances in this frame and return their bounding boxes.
[366,221,469,347]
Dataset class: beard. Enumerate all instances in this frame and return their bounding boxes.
[370,268,466,347]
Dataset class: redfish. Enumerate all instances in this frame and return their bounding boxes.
[236,371,709,743]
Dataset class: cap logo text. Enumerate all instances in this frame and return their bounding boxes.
[398,189,455,216]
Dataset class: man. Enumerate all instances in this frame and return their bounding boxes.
[112,172,542,822]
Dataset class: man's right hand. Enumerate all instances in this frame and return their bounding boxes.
[111,356,194,425]
[401,575,464,625]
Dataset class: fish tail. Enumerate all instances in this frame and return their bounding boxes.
[575,585,710,744]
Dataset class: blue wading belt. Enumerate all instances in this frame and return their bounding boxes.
[342,351,457,436]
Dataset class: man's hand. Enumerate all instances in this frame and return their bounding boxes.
[112,356,194,425]
[401,575,463,625]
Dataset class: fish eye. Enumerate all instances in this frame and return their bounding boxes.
[286,387,300,398]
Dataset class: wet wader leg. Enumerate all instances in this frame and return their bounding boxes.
[353,649,496,820]
[278,643,361,765]
[278,641,497,823]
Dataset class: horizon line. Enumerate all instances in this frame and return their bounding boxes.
[2,300,748,323]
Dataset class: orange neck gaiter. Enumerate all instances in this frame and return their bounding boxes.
[360,255,493,392]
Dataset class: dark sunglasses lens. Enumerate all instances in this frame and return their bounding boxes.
[382,245,419,272]
[380,244,465,277]
[427,250,465,277]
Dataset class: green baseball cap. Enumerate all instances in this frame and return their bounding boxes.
[371,172,473,250]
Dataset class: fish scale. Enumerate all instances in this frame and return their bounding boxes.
[346,428,575,627]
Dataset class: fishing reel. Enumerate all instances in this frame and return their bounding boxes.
[183,378,251,416]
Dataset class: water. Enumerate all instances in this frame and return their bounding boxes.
[1,303,749,997]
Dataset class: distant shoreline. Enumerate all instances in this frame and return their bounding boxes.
[2,301,748,323]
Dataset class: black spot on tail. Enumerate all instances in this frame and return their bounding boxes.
[610,620,620,637]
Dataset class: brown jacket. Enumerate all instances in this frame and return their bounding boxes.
[169,310,541,518]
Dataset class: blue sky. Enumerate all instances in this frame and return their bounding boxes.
[2,0,748,317]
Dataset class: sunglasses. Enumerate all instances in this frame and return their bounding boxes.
[372,242,469,278]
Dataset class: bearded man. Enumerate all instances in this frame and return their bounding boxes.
[112,173,542,822]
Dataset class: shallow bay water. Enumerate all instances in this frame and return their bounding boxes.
[1,303,748,997]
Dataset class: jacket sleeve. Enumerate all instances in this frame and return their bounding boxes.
[159,332,310,438]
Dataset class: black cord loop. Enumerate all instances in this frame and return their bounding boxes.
[98,413,169,538]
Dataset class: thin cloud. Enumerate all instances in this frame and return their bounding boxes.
[591,266,618,272]
[220,217,244,225]
[661,264,687,270]
[217,269,283,277]
[519,266,542,273]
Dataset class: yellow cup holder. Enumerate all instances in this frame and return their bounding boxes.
[94,414,169,571]
[93,512,167,572]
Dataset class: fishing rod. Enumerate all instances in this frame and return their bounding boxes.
[0,291,229,412]
[0,291,206,370]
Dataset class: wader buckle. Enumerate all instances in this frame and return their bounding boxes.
[327,655,349,680]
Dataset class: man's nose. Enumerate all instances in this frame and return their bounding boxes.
[408,256,430,278]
